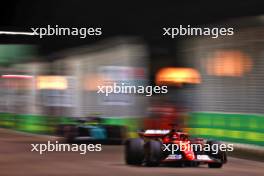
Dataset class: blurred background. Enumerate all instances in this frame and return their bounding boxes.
[0,1,264,175]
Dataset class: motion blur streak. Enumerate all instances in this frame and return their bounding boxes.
[36,76,68,90]
[156,67,201,85]
[206,50,253,77]
[1,8,264,175]
[0,31,35,35]
[0,129,263,176]
[1,75,34,79]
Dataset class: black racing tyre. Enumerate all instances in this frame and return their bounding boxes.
[56,124,66,136]
[206,140,226,168]
[103,125,127,139]
[125,138,144,165]
[208,162,223,168]
[63,125,77,143]
[145,140,162,167]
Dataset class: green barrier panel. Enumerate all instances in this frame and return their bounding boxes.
[189,112,264,146]
[58,117,78,125]
[14,114,52,134]
[0,113,57,134]
[0,113,16,128]
[0,113,142,136]
[102,117,142,137]
[1,111,263,146]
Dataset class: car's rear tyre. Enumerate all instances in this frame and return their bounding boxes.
[206,140,226,168]
[103,125,127,144]
[125,138,144,165]
[63,125,77,143]
[145,140,162,167]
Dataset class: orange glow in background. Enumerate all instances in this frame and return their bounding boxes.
[207,50,253,77]
[36,76,68,90]
[156,67,201,86]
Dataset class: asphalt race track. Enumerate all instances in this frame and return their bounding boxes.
[0,129,263,176]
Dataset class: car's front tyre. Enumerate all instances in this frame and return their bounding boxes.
[206,140,227,168]
[125,138,144,165]
[145,140,163,166]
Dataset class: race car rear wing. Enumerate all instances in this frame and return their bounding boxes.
[138,129,170,137]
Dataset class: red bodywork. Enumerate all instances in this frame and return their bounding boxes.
[139,130,208,162]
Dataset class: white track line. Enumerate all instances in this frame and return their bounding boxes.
[0,31,35,36]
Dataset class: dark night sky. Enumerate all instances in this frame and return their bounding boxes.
[0,0,264,57]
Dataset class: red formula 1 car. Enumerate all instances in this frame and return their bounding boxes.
[125,128,227,168]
